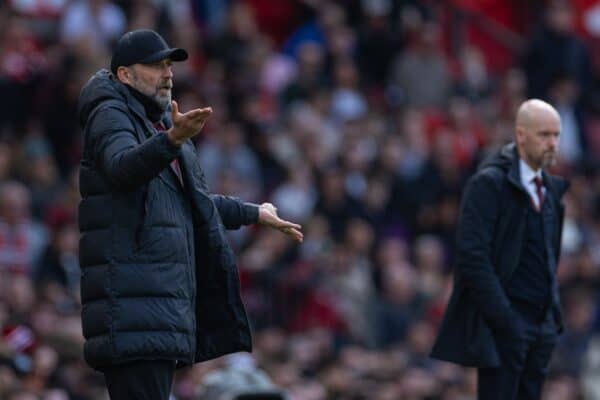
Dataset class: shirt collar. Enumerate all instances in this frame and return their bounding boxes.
[519,158,542,185]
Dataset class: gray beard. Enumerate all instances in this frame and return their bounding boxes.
[129,74,171,112]
[153,92,171,111]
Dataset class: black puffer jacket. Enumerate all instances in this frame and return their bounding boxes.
[77,69,258,370]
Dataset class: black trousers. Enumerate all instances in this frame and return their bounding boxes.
[477,302,558,400]
[104,360,176,400]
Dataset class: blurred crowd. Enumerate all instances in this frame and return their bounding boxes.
[1,0,600,399]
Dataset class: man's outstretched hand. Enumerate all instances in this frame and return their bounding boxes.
[258,203,303,242]
[167,101,212,146]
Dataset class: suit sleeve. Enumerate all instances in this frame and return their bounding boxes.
[87,105,181,191]
[456,172,514,328]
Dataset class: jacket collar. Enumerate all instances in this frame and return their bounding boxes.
[506,144,527,194]
[543,169,570,202]
[126,84,164,123]
[113,77,166,138]
[114,79,184,192]
[505,143,569,201]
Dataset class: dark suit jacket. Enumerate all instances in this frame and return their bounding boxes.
[430,143,569,367]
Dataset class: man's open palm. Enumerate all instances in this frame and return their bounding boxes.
[167,100,212,145]
[258,203,303,242]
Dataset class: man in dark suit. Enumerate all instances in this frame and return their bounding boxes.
[431,99,569,399]
[78,30,303,400]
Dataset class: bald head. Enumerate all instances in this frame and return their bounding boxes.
[516,99,560,130]
[515,99,561,170]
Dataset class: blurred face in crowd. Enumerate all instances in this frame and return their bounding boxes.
[546,1,574,34]
[515,100,561,170]
[117,58,173,110]
[8,393,38,400]
[42,389,69,400]
[56,224,79,254]
[7,275,35,313]
[0,182,30,225]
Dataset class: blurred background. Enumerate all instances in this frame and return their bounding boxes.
[0,0,600,399]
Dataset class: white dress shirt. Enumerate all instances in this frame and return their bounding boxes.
[520,159,545,210]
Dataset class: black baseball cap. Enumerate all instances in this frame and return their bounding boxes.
[110,29,188,73]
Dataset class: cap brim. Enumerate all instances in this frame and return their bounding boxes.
[140,48,188,64]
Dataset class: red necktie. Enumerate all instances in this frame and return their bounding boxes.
[153,121,184,187]
[533,176,544,211]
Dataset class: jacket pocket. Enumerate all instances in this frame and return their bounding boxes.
[466,307,500,366]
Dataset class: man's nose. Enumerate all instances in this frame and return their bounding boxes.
[163,65,173,79]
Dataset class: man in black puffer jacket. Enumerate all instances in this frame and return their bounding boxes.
[77,29,303,400]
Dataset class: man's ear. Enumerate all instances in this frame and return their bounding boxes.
[116,66,132,84]
[515,126,526,146]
